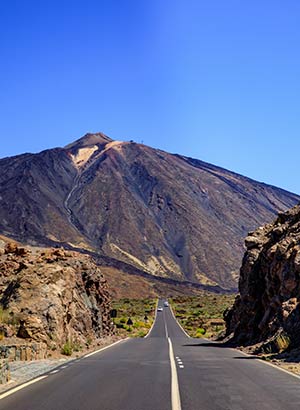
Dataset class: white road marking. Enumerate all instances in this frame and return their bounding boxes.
[60,365,67,369]
[179,365,184,369]
[168,337,182,410]
[169,304,191,338]
[84,338,128,358]
[0,376,48,400]
[232,348,300,380]
[144,299,159,338]
[50,370,59,374]
[165,321,169,338]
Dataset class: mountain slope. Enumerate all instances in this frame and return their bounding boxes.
[0,132,299,291]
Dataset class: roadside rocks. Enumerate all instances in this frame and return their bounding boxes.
[0,241,114,352]
[225,204,300,353]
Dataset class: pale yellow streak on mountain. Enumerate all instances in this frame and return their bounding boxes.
[70,145,99,169]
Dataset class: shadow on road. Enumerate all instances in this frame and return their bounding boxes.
[182,342,261,360]
[182,342,229,348]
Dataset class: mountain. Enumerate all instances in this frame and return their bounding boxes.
[0,132,299,291]
[225,205,300,353]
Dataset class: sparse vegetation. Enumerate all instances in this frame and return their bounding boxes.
[61,340,73,356]
[170,293,235,339]
[0,307,19,326]
[61,339,83,356]
[111,298,156,337]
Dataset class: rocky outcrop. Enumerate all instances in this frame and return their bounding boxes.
[225,205,300,352]
[0,133,299,291]
[0,239,113,351]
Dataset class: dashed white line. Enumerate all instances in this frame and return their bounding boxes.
[50,370,59,374]
[179,365,184,369]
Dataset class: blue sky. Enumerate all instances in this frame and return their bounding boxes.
[1,0,300,193]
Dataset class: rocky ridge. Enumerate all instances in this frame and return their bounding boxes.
[225,204,300,353]
[0,236,113,351]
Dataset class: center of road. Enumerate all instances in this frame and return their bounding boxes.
[168,336,182,410]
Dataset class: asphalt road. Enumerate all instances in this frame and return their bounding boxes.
[1,299,300,410]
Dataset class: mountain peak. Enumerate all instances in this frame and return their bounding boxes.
[64,132,113,150]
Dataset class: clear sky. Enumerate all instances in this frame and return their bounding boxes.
[1,0,300,193]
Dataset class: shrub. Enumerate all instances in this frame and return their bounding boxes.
[133,321,145,329]
[72,340,82,352]
[0,307,19,326]
[196,328,206,336]
[86,337,92,347]
[62,341,73,356]
[275,333,290,352]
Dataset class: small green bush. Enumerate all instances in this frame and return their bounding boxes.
[196,328,206,336]
[62,341,73,356]
[0,307,19,326]
[86,337,92,347]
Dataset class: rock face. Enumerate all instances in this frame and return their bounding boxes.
[0,132,299,291]
[225,205,300,351]
[0,237,113,349]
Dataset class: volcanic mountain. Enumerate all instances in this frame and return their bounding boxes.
[0,132,299,291]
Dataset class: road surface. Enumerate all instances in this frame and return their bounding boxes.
[1,299,300,410]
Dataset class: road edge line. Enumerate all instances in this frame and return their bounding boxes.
[168,337,182,410]
[84,338,129,358]
[231,348,300,380]
[0,376,48,401]
[169,303,191,338]
[0,338,129,401]
[144,298,159,338]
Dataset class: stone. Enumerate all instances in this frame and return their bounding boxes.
[0,241,114,351]
[225,204,300,351]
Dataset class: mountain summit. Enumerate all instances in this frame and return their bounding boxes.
[0,133,299,291]
[64,132,113,150]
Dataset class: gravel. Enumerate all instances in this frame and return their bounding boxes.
[0,358,73,394]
